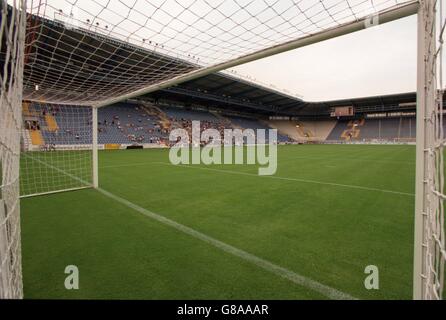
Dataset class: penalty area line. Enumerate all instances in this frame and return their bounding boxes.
[97,187,357,300]
[100,162,414,196]
[153,162,415,197]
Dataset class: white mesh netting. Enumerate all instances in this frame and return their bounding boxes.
[18,0,417,199]
[20,103,93,197]
[22,0,414,106]
[3,0,444,300]
[0,0,26,299]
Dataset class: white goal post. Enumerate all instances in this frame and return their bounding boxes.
[0,0,444,299]
[0,0,26,299]
[413,0,445,300]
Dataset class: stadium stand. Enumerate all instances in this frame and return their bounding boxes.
[268,120,336,142]
[268,120,303,141]
[97,104,167,145]
[22,101,31,116]
[299,121,337,141]
[158,105,293,143]
[399,117,416,139]
[22,104,44,147]
[227,116,292,142]
[21,103,172,147]
[23,102,422,150]
[227,116,270,130]
[29,130,44,146]
[361,119,398,140]
[326,117,417,142]
[44,114,59,132]
[164,106,219,122]
[327,120,349,141]
[164,105,231,141]
[32,103,92,145]
[22,103,296,150]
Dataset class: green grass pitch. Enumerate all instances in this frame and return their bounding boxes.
[20,144,417,300]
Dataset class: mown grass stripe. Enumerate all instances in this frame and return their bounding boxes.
[98,187,358,300]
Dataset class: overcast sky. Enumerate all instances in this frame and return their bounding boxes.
[232,15,417,102]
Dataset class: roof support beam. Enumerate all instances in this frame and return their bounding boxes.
[209,81,240,93]
[248,93,277,101]
[232,87,263,97]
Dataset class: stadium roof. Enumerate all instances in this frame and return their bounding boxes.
[20,8,306,113]
[153,72,306,114]
[22,9,304,110]
[146,82,420,116]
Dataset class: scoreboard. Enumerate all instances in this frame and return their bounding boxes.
[331,106,354,117]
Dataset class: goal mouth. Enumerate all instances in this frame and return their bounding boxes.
[1,0,445,301]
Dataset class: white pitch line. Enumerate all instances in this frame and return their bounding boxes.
[158,162,414,197]
[278,155,415,165]
[97,187,357,300]
[22,153,91,185]
[102,161,414,197]
[99,152,416,169]
[100,162,156,169]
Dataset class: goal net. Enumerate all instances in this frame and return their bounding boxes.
[22,0,416,106]
[0,0,443,299]
[20,103,93,197]
[0,0,26,299]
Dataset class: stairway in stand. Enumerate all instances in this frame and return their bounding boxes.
[210,111,234,128]
[22,101,32,116]
[22,129,31,150]
[45,114,59,132]
[140,102,171,130]
[30,130,44,146]
[341,119,364,141]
